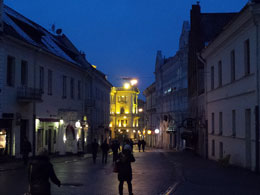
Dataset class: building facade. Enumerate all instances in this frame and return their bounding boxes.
[110,83,140,142]
[0,2,111,157]
[202,1,260,170]
[187,2,237,156]
[143,83,158,147]
[153,21,189,149]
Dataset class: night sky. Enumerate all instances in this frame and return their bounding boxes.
[5,0,247,99]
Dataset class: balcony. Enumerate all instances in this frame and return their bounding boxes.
[17,87,42,102]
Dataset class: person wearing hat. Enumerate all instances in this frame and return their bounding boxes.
[117,139,135,195]
[28,148,61,195]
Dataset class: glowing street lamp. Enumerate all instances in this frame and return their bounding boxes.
[124,83,130,89]
[130,79,138,86]
[147,130,152,135]
[155,129,160,134]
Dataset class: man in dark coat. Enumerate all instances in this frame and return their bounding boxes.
[137,140,142,152]
[111,140,120,163]
[101,139,109,164]
[91,139,99,164]
[28,149,61,195]
[117,143,135,195]
[21,137,32,165]
[141,139,146,152]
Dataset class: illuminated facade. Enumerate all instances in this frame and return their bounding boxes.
[110,84,140,141]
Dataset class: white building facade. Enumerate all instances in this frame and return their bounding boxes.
[0,2,111,157]
[202,1,260,170]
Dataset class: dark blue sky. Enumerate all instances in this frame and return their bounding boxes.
[5,0,247,98]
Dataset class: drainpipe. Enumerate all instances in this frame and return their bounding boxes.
[251,2,260,173]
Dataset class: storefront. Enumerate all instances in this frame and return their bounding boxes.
[0,119,13,156]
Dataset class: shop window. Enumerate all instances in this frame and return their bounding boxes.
[0,129,7,155]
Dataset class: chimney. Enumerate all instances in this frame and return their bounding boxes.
[0,0,3,32]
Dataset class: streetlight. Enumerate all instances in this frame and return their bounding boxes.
[155,129,160,134]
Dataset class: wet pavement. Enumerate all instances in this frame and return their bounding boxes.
[0,148,260,195]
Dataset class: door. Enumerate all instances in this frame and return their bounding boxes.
[245,109,252,169]
[20,120,28,154]
[48,128,53,154]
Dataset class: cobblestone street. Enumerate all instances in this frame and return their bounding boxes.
[1,148,260,195]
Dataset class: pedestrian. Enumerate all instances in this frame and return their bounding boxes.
[111,140,120,163]
[116,142,135,195]
[141,139,146,152]
[137,140,141,152]
[27,148,61,195]
[21,136,32,165]
[91,139,99,164]
[129,139,134,152]
[101,139,110,164]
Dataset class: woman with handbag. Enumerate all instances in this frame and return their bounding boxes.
[27,149,61,195]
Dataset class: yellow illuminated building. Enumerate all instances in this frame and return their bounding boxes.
[110,82,140,140]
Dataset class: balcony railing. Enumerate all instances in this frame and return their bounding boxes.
[17,87,42,102]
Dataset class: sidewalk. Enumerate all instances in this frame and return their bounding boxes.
[167,151,260,195]
[0,153,92,172]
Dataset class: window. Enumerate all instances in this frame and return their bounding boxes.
[6,56,15,87]
[232,110,236,136]
[39,66,44,93]
[211,66,214,90]
[47,69,52,95]
[212,139,215,156]
[62,75,67,99]
[211,113,215,134]
[218,61,222,87]
[70,78,74,99]
[219,142,223,159]
[231,50,235,81]
[21,60,28,86]
[244,39,250,75]
[120,107,124,114]
[219,112,223,135]
[78,80,81,100]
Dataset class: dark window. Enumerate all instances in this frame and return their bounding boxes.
[244,39,250,75]
[70,78,74,99]
[231,50,235,82]
[219,112,223,135]
[120,107,125,114]
[218,61,222,87]
[39,66,44,93]
[48,69,52,95]
[6,56,15,87]
[211,113,215,134]
[78,80,81,100]
[211,66,214,90]
[219,142,223,159]
[21,60,28,86]
[212,139,215,156]
[232,110,236,136]
[62,75,67,99]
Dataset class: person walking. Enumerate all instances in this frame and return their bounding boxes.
[28,149,61,195]
[129,139,134,152]
[91,139,99,164]
[137,140,142,152]
[141,139,146,152]
[101,139,109,164]
[117,141,135,195]
[21,136,32,165]
[111,140,120,163]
